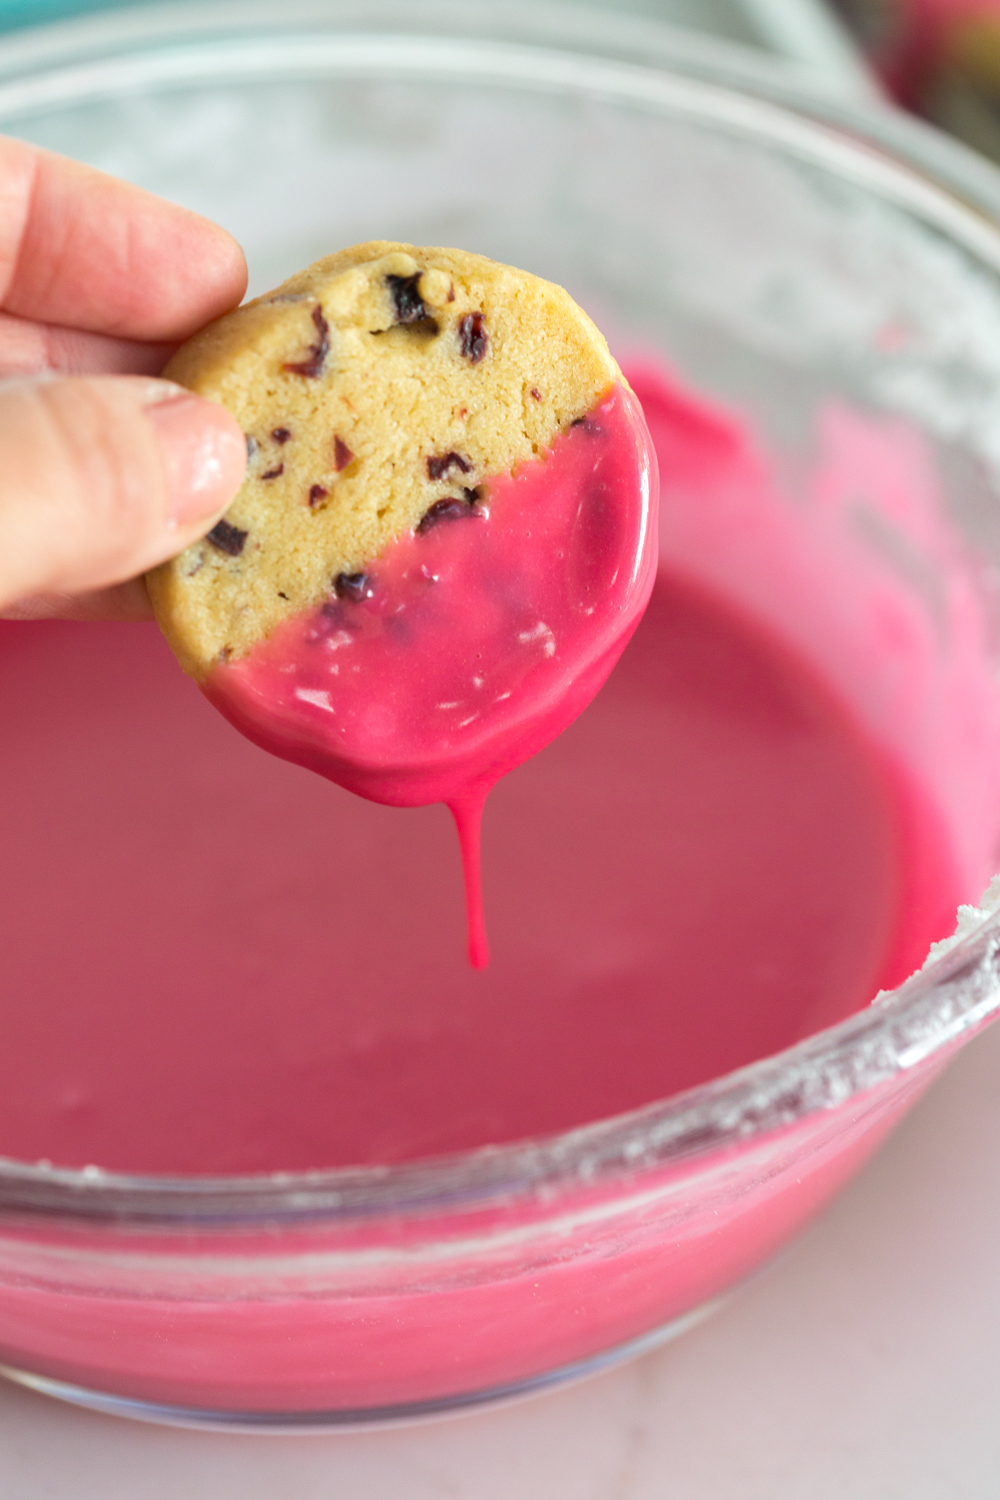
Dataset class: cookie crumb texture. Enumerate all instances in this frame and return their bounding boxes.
[147,242,621,680]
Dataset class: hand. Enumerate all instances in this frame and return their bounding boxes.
[0,135,248,622]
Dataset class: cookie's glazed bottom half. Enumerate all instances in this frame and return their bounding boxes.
[147,244,651,964]
[204,383,657,965]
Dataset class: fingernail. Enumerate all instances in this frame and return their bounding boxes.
[144,390,246,527]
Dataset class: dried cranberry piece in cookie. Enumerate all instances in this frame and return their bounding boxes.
[386,273,428,325]
[282,305,330,379]
[427,452,472,481]
[457,313,488,364]
[334,571,374,602]
[206,520,248,557]
[417,495,481,533]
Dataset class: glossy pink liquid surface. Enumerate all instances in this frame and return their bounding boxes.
[0,577,961,1176]
[0,365,994,1415]
[206,383,657,964]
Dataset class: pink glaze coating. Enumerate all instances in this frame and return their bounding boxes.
[204,383,658,964]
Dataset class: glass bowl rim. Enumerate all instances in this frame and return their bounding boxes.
[3,0,1000,1226]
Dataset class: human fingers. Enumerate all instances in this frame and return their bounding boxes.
[0,135,247,339]
[0,375,246,613]
[0,309,173,380]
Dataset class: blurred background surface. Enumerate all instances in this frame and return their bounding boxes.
[18,0,1000,168]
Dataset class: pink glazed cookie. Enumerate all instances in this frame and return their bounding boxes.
[147,243,657,964]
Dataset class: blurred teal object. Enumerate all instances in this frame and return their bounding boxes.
[0,0,141,28]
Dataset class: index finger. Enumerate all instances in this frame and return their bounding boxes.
[0,135,248,340]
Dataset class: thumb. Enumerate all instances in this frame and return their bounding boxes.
[0,374,245,612]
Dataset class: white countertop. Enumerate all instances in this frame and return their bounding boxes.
[2,1014,999,1499]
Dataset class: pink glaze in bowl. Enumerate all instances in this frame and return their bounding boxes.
[3,0,1000,1429]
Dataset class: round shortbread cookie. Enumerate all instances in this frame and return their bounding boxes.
[146,242,621,680]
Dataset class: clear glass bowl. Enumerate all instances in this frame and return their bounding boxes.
[3,0,1000,1431]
